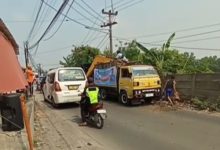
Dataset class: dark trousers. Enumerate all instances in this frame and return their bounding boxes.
[80,97,90,122]
[28,82,33,96]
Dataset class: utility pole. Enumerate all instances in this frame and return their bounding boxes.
[24,41,29,68]
[101,9,118,55]
[38,64,42,76]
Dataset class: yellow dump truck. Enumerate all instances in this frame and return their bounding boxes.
[86,55,161,105]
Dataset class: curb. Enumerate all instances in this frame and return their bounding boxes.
[19,96,35,150]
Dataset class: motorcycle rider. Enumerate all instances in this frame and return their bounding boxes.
[79,77,99,126]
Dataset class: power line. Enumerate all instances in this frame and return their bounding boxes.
[149,29,220,44]
[139,41,220,51]
[29,0,70,50]
[81,17,100,44]
[96,34,109,49]
[117,0,144,11]
[84,31,102,45]
[113,36,220,51]
[174,36,220,44]
[172,45,220,51]
[43,0,106,33]
[80,0,103,19]
[69,3,100,26]
[36,46,72,56]
[74,1,104,23]
[106,0,126,9]
[126,22,220,39]
[27,0,44,41]
[31,0,58,42]
[44,0,75,41]
[99,37,109,50]
[114,0,142,10]
[111,0,114,12]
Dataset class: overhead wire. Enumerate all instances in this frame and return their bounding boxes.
[148,29,220,44]
[74,1,104,23]
[85,31,102,45]
[113,36,220,51]
[31,0,58,42]
[43,0,106,33]
[127,22,220,39]
[80,0,103,19]
[29,0,70,50]
[96,33,109,49]
[69,3,100,26]
[173,36,220,44]
[99,37,109,50]
[116,0,144,11]
[44,0,75,41]
[111,0,114,12]
[106,0,126,9]
[27,0,44,41]
[81,17,99,44]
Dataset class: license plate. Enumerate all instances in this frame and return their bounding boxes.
[145,93,154,97]
[97,109,106,114]
[68,85,78,90]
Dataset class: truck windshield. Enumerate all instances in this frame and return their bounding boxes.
[132,67,157,77]
[58,69,85,81]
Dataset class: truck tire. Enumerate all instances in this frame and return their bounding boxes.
[99,89,107,100]
[120,91,130,105]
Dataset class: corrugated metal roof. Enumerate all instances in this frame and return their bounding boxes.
[0,18,19,55]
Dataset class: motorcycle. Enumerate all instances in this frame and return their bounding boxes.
[80,95,107,129]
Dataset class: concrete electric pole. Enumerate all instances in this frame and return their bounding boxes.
[24,41,29,68]
[101,9,118,55]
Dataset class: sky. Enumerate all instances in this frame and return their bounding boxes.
[1,0,220,70]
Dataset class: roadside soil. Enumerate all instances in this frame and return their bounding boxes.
[34,101,103,150]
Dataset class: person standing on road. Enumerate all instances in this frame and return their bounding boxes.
[163,75,176,106]
[26,66,35,96]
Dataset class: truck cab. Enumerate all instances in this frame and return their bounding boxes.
[119,65,161,105]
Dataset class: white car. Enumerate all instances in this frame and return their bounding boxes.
[43,67,87,107]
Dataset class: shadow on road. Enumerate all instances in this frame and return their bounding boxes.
[42,100,80,109]
[71,115,82,124]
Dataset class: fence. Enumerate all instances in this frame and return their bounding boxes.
[175,73,220,100]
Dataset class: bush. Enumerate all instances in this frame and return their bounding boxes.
[191,97,208,110]
[191,97,220,112]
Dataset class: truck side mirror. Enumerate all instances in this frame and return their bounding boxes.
[128,73,132,78]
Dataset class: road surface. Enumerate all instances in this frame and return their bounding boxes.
[36,93,220,150]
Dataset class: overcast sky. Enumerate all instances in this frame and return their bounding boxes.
[1,0,220,70]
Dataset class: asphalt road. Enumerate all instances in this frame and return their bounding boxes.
[38,95,220,150]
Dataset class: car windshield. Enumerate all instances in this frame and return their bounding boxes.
[132,67,157,77]
[58,69,85,81]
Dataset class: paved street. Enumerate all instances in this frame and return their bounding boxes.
[36,93,220,150]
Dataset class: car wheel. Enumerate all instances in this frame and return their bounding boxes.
[51,97,59,108]
[42,91,47,102]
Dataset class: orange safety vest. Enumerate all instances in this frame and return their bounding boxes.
[26,69,35,83]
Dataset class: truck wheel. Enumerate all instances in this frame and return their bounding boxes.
[120,91,129,105]
[99,89,107,100]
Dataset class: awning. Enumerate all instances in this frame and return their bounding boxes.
[0,36,27,93]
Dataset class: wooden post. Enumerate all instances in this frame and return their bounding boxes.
[20,94,33,150]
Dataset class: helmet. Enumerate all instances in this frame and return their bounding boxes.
[88,77,94,84]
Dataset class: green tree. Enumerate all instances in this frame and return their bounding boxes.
[60,46,100,67]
